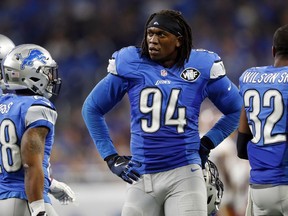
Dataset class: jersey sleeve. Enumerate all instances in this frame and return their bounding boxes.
[205,50,226,79]
[188,49,226,80]
[209,59,226,79]
[82,73,129,159]
[107,46,142,77]
[25,98,57,131]
[203,73,242,147]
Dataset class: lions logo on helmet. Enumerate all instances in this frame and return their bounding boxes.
[1,44,61,99]
[203,160,224,216]
[15,49,47,70]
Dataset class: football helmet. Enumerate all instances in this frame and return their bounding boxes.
[1,44,61,98]
[0,34,15,61]
[203,160,224,216]
[0,34,15,88]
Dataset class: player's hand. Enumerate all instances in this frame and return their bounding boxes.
[49,178,76,205]
[105,154,141,184]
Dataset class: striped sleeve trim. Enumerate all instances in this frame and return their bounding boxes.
[25,105,57,127]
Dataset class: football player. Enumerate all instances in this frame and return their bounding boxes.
[0,44,71,216]
[238,24,288,216]
[82,9,242,216]
[0,35,76,210]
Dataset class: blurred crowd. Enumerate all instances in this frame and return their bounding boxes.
[1,0,288,215]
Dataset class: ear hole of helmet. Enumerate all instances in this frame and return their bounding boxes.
[30,77,40,82]
[207,194,213,204]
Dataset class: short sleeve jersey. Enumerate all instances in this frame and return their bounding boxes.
[0,94,57,203]
[239,65,288,185]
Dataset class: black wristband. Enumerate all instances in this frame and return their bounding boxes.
[237,132,253,160]
[104,153,118,162]
[200,136,215,150]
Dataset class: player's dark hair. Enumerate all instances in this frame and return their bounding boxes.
[15,89,38,96]
[141,9,192,68]
[273,24,288,56]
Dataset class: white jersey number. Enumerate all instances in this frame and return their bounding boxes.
[244,89,286,145]
[140,88,186,133]
[0,119,21,173]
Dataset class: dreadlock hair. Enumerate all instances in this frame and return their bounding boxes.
[141,9,193,68]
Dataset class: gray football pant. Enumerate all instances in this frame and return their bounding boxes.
[121,164,207,216]
[246,185,288,216]
[0,198,58,216]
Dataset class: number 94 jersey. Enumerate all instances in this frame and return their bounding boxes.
[239,65,288,184]
[99,46,238,174]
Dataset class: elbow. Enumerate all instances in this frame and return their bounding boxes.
[82,98,95,122]
[81,100,88,121]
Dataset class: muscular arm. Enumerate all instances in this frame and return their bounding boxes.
[21,127,48,203]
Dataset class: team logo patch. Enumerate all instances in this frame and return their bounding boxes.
[180,67,200,82]
[15,49,47,70]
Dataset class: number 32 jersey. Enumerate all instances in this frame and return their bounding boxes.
[239,65,288,185]
[83,46,241,174]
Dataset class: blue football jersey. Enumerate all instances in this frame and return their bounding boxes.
[83,46,241,174]
[0,93,57,203]
[239,65,288,185]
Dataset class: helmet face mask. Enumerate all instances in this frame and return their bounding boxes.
[203,160,224,215]
[36,65,62,98]
[1,44,61,99]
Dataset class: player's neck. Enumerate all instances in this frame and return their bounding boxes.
[274,56,288,67]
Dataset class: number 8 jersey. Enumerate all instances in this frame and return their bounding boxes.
[83,46,242,174]
[0,93,57,203]
[239,65,288,185]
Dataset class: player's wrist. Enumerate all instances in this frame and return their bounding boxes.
[104,153,118,162]
[104,154,119,169]
[200,136,214,151]
[49,178,57,189]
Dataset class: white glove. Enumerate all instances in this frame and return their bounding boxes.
[49,178,76,205]
[29,199,47,216]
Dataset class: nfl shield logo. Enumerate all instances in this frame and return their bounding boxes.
[161,69,167,77]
